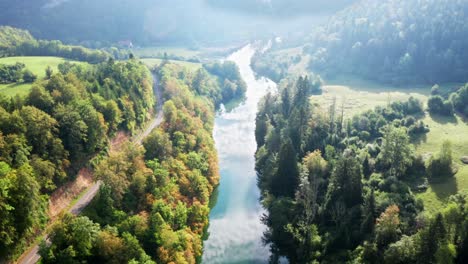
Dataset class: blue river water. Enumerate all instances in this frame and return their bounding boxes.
[202,45,277,263]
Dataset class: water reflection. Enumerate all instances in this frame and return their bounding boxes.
[203,45,276,263]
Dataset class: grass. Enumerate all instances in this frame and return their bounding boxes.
[311,76,468,213]
[141,58,202,72]
[414,113,468,213]
[310,81,428,118]
[0,56,85,97]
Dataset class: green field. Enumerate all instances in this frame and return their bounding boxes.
[134,46,201,58]
[311,77,468,213]
[415,114,468,213]
[0,56,85,97]
[141,58,202,72]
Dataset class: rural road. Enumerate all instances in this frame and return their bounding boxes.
[16,72,163,264]
[135,73,164,144]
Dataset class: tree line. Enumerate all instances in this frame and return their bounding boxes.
[428,83,468,117]
[255,75,466,263]
[0,26,110,63]
[0,62,37,84]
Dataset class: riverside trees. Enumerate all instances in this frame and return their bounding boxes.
[255,75,466,263]
[40,60,246,263]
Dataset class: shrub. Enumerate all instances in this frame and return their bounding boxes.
[428,95,454,116]
[427,141,454,180]
[22,69,37,83]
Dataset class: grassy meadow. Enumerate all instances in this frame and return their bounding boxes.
[310,76,468,212]
[0,56,85,97]
[134,46,201,58]
[141,58,202,72]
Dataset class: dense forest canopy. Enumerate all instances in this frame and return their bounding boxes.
[306,0,468,84]
[0,57,154,259]
[1,0,468,263]
[39,58,247,263]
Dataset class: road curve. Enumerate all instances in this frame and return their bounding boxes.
[17,72,163,264]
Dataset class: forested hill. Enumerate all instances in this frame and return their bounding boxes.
[0,0,343,48]
[205,0,357,16]
[306,0,468,85]
[0,26,112,63]
[0,57,155,260]
[0,0,148,45]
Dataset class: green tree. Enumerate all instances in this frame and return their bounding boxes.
[281,85,291,117]
[384,235,418,264]
[296,150,327,223]
[26,85,54,113]
[255,111,269,148]
[428,95,454,116]
[143,128,173,161]
[378,126,413,179]
[41,215,101,263]
[45,65,53,79]
[361,189,377,235]
[271,137,298,197]
[22,69,37,83]
[324,152,363,210]
[10,164,46,236]
[427,140,454,180]
[0,164,15,255]
[102,100,122,134]
[19,106,63,159]
[53,104,88,160]
[417,213,448,264]
[30,156,57,192]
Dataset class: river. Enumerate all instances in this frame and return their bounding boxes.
[202,45,276,263]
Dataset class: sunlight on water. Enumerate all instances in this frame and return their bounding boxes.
[202,45,276,263]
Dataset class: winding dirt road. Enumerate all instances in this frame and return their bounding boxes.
[16,73,163,264]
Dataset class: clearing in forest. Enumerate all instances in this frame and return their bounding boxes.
[310,75,468,213]
[0,56,85,97]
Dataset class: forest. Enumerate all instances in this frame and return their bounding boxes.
[252,0,468,86]
[0,21,247,263]
[0,54,154,259]
[37,59,246,263]
[255,76,468,263]
[305,0,468,85]
[1,0,468,263]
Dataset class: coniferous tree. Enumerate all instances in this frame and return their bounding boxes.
[271,137,298,198]
[418,213,448,263]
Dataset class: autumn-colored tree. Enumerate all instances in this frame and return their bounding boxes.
[376,205,401,248]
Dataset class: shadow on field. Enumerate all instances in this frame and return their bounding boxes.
[430,176,458,200]
[430,113,458,124]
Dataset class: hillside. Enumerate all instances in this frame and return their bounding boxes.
[306,0,468,85]
[0,56,155,260]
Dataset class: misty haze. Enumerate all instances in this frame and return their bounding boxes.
[0,0,468,264]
